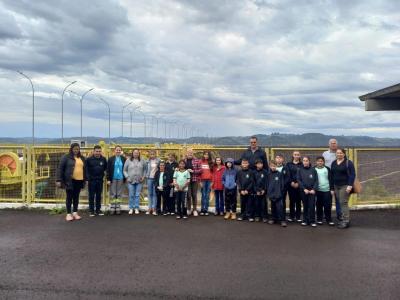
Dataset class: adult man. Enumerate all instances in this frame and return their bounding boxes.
[236,136,269,170]
[86,145,107,217]
[323,139,338,168]
[184,149,202,216]
[322,138,341,220]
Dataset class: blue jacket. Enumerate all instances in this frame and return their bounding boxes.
[222,168,237,190]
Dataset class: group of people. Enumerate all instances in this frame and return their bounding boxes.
[56,137,356,229]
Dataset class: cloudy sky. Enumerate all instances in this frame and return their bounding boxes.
[1,0,400,139]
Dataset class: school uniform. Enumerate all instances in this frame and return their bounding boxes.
[154,170,168,214]
[276,164,291,220]
[297,166,319,225]
[236,168,255,220]
[286,161,303,221]
[315,166,334,223]
[267,170,285,222]
[165,161,178,214]
[254,168,269,220]
[85,155,107,214]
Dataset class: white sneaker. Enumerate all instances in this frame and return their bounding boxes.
[187,210,192,216]
[135,209,139,215]
[145,211,150,215]
[152,211,157,216]
[129,209,133,215]
[193,210,198,217]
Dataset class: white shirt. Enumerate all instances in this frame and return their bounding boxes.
[323,150,336,168]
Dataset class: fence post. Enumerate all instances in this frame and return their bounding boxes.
[347,147,356,207]
[26,146,32,205]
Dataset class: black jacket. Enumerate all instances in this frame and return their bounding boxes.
[296,166,319,190]
[277,164,291,188]
[236,168,255,193]
[286,161,303,183]
[266,170,284,200]
[165,161,178,185]
[56,154,86,190]
[254,169,268,193]
[107,155,126,181]
[154,170,168,189]
[235,147,269,170]
[85,155,107,181]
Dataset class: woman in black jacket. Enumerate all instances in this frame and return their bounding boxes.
[56,143,86,222]
[330,148,356,229]
[107,145,126,215]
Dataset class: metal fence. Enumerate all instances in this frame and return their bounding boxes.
[1,145,399,208]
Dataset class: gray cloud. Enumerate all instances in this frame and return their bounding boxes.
[0,0,400,138]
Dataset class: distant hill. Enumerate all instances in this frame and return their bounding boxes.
[1,133,400,147]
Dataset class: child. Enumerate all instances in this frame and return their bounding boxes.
[236,158,255,222]
[212,156,225,216]
[297,156,319,227]
[222,158,237,220]
[275,154,291,221]
[200,151,213,216]
[154,161,168,215]
[286,151,303,222]
[267,160,287,227]
[165,153,178,215]
[173,160,191,219]
[315,156,335,226]
[254,159,269,222]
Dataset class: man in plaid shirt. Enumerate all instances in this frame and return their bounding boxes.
[185,149,203,216]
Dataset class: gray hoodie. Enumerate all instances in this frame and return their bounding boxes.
[123,158,147,184]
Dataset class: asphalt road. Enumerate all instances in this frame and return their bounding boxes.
[0,209,399,299]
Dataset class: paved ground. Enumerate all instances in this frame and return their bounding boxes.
[0,209,399,300]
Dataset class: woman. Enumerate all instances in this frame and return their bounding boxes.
[107,145,126,215]
[286,151,303,223]
[200,151,213,216]
[123,149,147,215]
[145,149,160,215]
[330,148,355,229]
[56,143,86,222]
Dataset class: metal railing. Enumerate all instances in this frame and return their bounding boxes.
[1,145,399,207]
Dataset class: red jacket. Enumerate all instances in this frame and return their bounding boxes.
[212,165,225,190]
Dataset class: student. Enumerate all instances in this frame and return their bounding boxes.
[85,145,107,217]
[173,160,191,219]
[222,158,237,220]
[154,161,168,215]
[107,145,126,215]
[297,156,319,227]
[236,158,255,222]
[184,149,202,216]
[212,156,225,216]
[330,148,356,229]
[315,156,335,226]
[56,143,86,222]
[145,150,160,216]
[254,159,268,222]
[267,160,287,227]
[275,154,291,221]
[200,151,213,216]
[286,151,303,222]
[123,149,146,215]
[165,153,178,215]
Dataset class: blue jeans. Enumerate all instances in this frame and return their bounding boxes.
[147,178,157,209]
[201,180,211,212]
[214,190,224,214]
[128,182,142,209]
